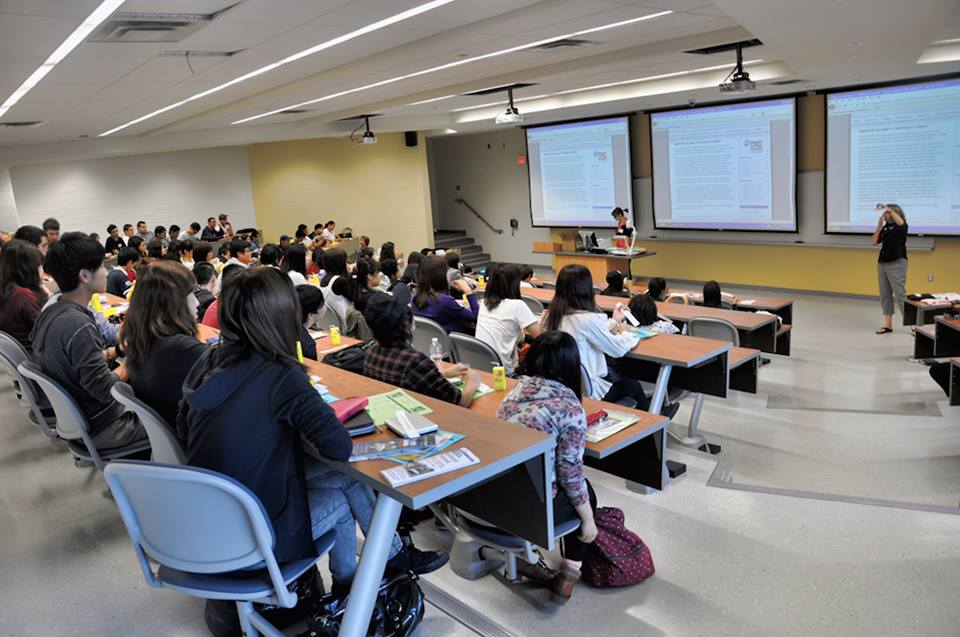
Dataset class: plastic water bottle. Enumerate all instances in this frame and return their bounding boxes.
[429,337,443,366]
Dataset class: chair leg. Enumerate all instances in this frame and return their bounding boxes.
[672,393,708,450]
[503,552,520,583]
[245,606,285,637]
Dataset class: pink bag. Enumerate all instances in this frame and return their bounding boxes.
[580,507,655,587]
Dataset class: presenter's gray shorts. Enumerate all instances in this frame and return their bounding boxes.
[877,258,907,316]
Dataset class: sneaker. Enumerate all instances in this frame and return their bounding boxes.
[386,546,449,576]
[659,401,680,420]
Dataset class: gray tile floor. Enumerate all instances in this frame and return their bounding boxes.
[1,289,958,636]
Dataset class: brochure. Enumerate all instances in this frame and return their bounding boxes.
[365,389,433,426]
[380,448,480,487]
[585,410,640,443]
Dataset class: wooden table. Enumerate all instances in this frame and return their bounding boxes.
[903,296,956,326]
[520,287,783,355]
[914,316,960,359]
[951,358,960,407]
[301,361,555,637]
[532,250,657,285]
[629,284,794,324]
[197,324,360,359]
[447,364,671,491]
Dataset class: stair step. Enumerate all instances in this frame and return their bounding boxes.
[433,229,466,239]
[458,244,482,256]
[435,236,475,249]
[461,253,490,266]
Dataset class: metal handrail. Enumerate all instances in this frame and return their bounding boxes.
[454,198,503,234]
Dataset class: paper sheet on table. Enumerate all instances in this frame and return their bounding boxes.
[738,299,756,306]
[448,378,495,399]
[365,389,433,426]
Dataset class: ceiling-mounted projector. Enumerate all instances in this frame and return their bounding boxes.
[495,87,524,125]
[719,42,756,93]
[358,130,378,144]
[352,115,378,144]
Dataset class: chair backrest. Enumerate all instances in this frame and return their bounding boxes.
[412,316,451,359]
[541,281,556,289]
[720,300,734,310]
[581,363,593,398]
[104,460,297,608]
[318,305,344,332]
[664,293,688,305]
[450,333,504,371]
[111,383,186,465]
[0,332,56,437]
[521,295,545,315]
[687,317,740,346]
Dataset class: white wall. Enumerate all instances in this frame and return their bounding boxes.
[428,129,552,266]
[9,147,256,237]
[0,167,19,230]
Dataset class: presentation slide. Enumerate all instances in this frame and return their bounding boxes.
[650,97,797,231]
[826,78,960,235]
[526,116,633,228]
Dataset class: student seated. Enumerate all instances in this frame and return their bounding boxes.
[412,255,478,335]
[702,280,738,308]
[646,277,667,302]
[119,260,207,428]
[319,248,352,322]
[202,264,244,329]
[178,268,446,596]
[519,264,535,289]
[14,225,48,256]
[30,232,147,449]
[284,244,308,286]
[599,271,630,298]
[445,251,469,288]
[345,256,380,314]
[543,264,648,409]
[363,292,481,406]
[258,243,283,269]
[628,294,679,334]
[308,246,325,277]
[178,238,195,269]
[0,240,48,352]
[496,331,599,603]
[146,239,167,260]
[475,263,542,375]
[107,248,139,297]
[378,258,412,306]
[400,251,422,285]
[192,262,216,322]
[295,284,325,360]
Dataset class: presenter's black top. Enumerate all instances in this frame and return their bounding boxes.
[878,222,908,262]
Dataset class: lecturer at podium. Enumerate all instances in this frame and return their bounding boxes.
[872,203,908,335]
[612,207,633,237]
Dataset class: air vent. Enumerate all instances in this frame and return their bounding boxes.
[0,121,44,129]
[336,113,381,122]
[685,39,763,55]
[88,10,224,43]
[464,82,536,97]
[159,50,240,58]
[280,109,308,115]
[768,79,807,86]
[532,38,595,51]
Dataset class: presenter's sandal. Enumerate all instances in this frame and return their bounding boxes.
[875,327,892,334]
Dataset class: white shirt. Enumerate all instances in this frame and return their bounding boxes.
[475,299,538,375]
[557,311,639,400]
[288,271,307,287]
[319,274,352,324]
[322,228,336,242]
[520,281,534,289]
[214,257,249,295]
[181,259,195,271]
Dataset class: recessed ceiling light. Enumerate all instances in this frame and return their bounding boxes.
[0,0,125,120]
[932,37,960,44]
[232,10,673,125]
[406,94,457,106]
[98,0,456,136]
[841,41,864,47]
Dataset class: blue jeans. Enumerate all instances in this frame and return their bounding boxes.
[304,458,403,584]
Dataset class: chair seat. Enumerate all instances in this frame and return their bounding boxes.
[64,437,152,461]
[158,531,335,601]
[460,516,580,549]
[28,409,56,426]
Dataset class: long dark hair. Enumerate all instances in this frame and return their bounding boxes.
[413,255,450,309]
[352,257,378,303]
[311,246,325,272]
[120,260,198,373]
[484,263,521,311]
[193,241,213,264]
[0,240,43,302]
[519,331,583,402]
[218,267,301,369]
[284,244,307,276]
[296,284,324,325]
[379,241,396,262]
[646,277,666,301]
[702,280,722,308]
[628,293,658,326]
[321,248,347,286]
[543,264,597,331]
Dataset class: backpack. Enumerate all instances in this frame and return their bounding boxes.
[322,340,375,374]
[580,507,655,588]
[302,571,424,637]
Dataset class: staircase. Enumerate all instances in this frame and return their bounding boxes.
[433,229,491,272]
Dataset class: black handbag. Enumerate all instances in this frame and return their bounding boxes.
[302,572,425,637]
[322,341,375,374]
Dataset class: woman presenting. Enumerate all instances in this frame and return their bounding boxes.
[611,207,633,237]
[871,203,908,334]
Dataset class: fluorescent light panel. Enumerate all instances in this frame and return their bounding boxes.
[232,10,673,125]
[406,94,457,106]
[0,0,125,119]
[551,59,763,96]
[98,0,455,136]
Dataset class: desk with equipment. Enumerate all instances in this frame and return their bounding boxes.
[913,316,960,359]
[903,294,958,326]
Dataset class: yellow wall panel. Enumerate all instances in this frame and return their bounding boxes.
[247,134,433,257]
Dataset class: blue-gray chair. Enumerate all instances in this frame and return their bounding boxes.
[449,333,503,371]
[18,361,150,470]
[412,316,451,360]
[111,383,186,465]
[520,295,545,315]
[105,461,336,637]
[0,332,57,438]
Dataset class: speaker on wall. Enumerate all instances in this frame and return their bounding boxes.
[404,131,418,147]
